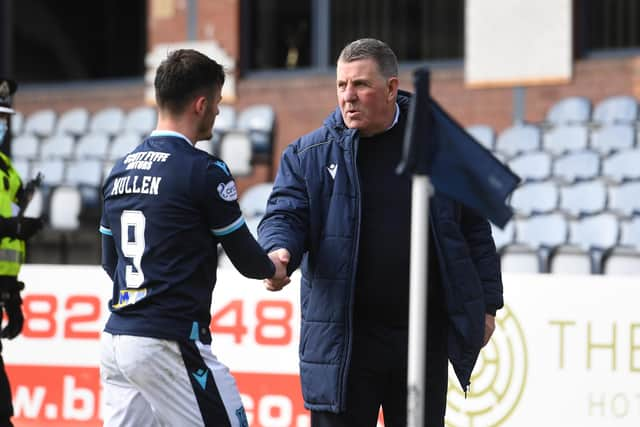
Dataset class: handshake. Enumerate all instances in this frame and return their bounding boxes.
[0,216,44,241]
[265,248,291,292]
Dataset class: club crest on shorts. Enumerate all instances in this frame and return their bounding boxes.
[217,180,238,201]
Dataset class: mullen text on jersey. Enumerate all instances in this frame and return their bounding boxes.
[111,175,162,196]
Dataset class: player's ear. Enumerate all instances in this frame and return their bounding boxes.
[194,95,207,115]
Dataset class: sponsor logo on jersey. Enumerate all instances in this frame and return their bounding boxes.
[217,181,238,202]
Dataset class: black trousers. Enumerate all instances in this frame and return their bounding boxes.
[311,313,449,427]
[0,347,14,427]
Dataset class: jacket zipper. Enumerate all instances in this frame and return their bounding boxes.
[338,131,361,411]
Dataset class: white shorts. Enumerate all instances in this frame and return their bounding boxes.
[100,332,248,427]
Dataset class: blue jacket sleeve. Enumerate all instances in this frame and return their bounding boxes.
[258,143,309,275]
[460,205,503,315]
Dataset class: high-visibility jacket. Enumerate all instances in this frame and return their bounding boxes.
[0,151,25,277]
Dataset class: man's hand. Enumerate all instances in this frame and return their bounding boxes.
[2,216,44,240]
[264,248,291,292]
[482,313,496,347]
[1,282,24,339]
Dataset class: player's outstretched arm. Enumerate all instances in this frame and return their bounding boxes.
[220,224,286,280]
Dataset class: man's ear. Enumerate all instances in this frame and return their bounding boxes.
[387,77,399,103]
[194,96,207,115]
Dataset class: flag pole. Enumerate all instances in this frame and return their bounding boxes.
[397,67,433,427]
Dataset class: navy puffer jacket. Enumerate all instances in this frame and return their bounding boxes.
[258,93,503,412]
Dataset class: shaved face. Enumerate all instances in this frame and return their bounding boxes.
[336,58,397,137]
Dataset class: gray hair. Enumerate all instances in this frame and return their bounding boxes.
[337,38,398,79]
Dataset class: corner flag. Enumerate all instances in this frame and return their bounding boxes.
[398,68,520,228]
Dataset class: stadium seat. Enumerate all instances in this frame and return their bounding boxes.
[542,124,588,155]
[75,132,111,160]
[123,106,157,136]
[620,217,640,250]
[12,134,40,160]
[552,150,600,183]
[602,148,640,183]
[545,96,592,126]
[218,131,252,176]
[24,109,56,138]
[10,111,23,137]
[55,107,89,137]
[195,139,213,155]
[568,213,620,273]
[12,159,29,181]
[559,180,607,217]
[109,133,141,161]
[39,134,75,160]
[49,186,82,231]
[66,159,104,210]
[237,104,276,156]
[510,181,558,216]
[507,151,552,182]
[31,159,65,187]
[211,104,237,153]
[466,125,496,151]
[500,244,540,273]
[603,247,640,275]
[593,95,638,125]
[89,107,125,136]
[239,182,274,218]
[495,124,541,157]
[490,221,515,251]
[590,124,634,155]
[608,182,640,218]
[245,216,261,239]
[515,213,568,272]
[549,247,592,275]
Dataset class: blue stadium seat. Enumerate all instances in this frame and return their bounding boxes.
[108,133,141,161]
[515,213,568,272]
[75,131,111,160]
[543,124,588,155]
[24,109,57,138]
[49,186,82,231]
[55,107,89,137]
[239,182,274,218]
[211,104,237,153]
[510,181,558,216]
[500,244,539,273]
[549,247,592,275]
[552,150,600,183]
[12,134,40,161]
[219,131,252,176]
[495,124,541,157]
[559,180,607,217]
[608,182,640,218]
[603,247,640,275]
[590,124,635,155]
[237,104,276,157]
[66,159,104,209]
[593,95,638,125]
[620,217,640,250]
[466,125,495,151]
[602,148,640,183]
[507,151,552,182]
[545,96,592,126]
[39,134,75,160]
[31,159,65,187]
[89,107,125,136]
[568,213,620,273]
[490,221,515,251]
[123,106,157,136]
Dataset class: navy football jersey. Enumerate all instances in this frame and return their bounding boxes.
[99,131,245,343]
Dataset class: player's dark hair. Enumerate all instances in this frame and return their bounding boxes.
[154,49,225,115]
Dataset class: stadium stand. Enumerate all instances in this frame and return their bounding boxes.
[237,104,276,158]
[89,107,125,136]
[55,107,89,137]
[466,124,496,151]
[495,124,541,157]
[544,96,592,126]
[24,109,56,138]
[592,95,638,125]
[10,111,23,136]
[218,130,252,176]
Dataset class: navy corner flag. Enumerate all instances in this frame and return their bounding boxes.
[398,67,521,229]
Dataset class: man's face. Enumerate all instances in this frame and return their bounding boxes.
[336,58,397,137]
[196,87,222,141]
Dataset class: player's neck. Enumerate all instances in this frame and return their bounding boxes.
[155,116,196,145]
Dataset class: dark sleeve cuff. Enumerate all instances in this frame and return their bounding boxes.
[485,305,497,316]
